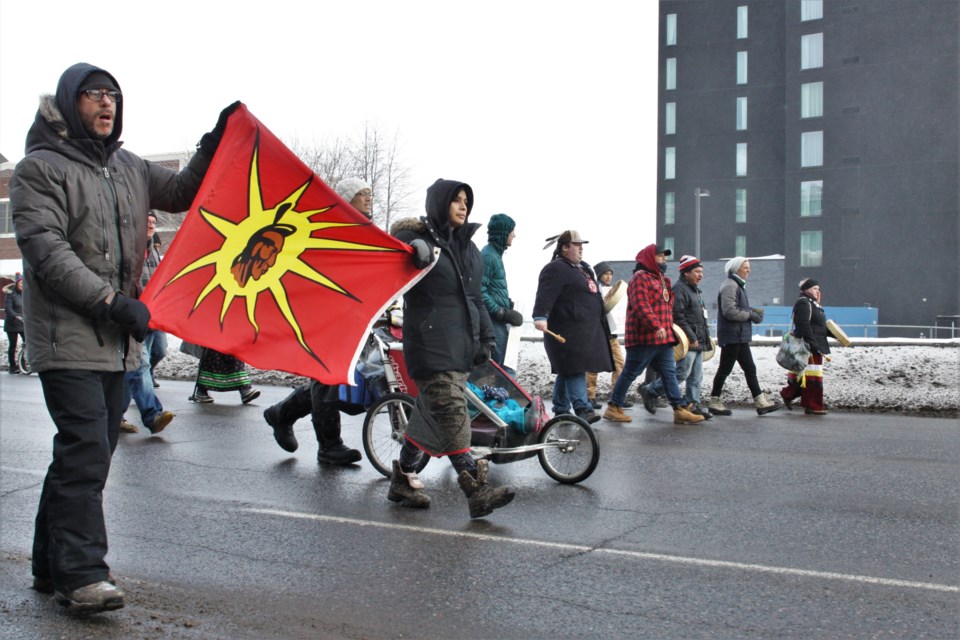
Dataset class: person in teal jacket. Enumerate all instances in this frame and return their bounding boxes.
[480,213,523,372]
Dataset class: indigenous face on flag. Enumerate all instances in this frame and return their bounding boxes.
[140,105,431,384]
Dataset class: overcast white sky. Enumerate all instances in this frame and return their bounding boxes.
[0,0,659,310]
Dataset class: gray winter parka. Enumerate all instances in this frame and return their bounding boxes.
[716,274,754,347]
[10,63,213,373]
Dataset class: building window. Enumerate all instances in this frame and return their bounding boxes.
[735,235,747,257]
[801,82,823,118]
[736,97,748,130]
[736,142,748,176]
[0,200,11,234]
[737,6,748,39]
[801,131,823,167]
[663,237,675,259]
[801,0,823,21]
[800,180,823,217]
[666,13,677,45]
[665,102,676,135]
[666,58,677,90]
[736,189,747,222]
[665,147,676,180]
[801,33,823,69]
[737,51,748,84]
[800,230,823,266]
[665,192,676,224]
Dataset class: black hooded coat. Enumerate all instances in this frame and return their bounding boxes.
[391,179,494,379]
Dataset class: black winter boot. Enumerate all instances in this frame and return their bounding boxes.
[264,404,299,453]
[314,413,361,465]
[387,460,431,508]
[457,459,516,519]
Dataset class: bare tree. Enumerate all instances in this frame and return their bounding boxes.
[284,123,415,229]
[380,132,415,231]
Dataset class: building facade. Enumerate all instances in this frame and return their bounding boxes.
[657,0,958,333]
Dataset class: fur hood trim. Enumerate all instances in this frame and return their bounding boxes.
[389,216,426,236]
[38,94,70,140]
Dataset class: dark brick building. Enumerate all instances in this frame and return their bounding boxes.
[656,0,958,334]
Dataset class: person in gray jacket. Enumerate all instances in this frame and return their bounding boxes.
[706,257,781,416]
[10,62,236,613]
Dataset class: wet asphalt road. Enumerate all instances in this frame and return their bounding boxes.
[1,373,957,639]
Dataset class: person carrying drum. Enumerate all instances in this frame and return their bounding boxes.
[585,262,629,410]
[602,244,705,425]
[780,278,830,415]
[641,255,714,420]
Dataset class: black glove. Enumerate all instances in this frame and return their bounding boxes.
[473,341,495,366]
[410,239,434,269]
[750,308,764,324]
[198,101,242,155]
[503,308,524,327]
[106,293,151,342]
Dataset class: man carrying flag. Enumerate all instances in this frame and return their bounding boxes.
[11,62,237,613]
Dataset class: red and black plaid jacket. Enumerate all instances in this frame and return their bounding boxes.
[623,267,674,348]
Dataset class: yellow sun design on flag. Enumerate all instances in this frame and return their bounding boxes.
[164,135,397,357]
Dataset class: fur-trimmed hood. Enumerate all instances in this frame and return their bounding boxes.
[389,216,426,237]
[24,62,123,160]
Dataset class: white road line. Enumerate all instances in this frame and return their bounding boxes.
[243,507,959,594]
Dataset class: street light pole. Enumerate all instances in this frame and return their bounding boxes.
[694,187,710,258]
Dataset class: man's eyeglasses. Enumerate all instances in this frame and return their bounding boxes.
[80,89,122,103]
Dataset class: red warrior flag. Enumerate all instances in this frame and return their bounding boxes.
[141,105,427,384]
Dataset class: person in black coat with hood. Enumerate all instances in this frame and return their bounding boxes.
[387,179,515,519]
[780,278,831,415]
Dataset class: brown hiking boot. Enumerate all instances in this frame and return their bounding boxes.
[673,405,706,425]
[119,419,139,434]
[149,411,174,434]
[458,460,515,519]
[602,403,632,423]
[387,460,431,508]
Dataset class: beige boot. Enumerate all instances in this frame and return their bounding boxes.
[602,403,632,423]
[673,405,706,425]
[754,392,782,416]
[707,395,733,416]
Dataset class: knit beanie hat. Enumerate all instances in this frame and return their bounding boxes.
[725,256,747,275]
[679,255,702,272]
[78,71,119,93]
[487,213,516,250]
[334,178,370,203]
[799,278,819,291]
[593,261,613,277]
